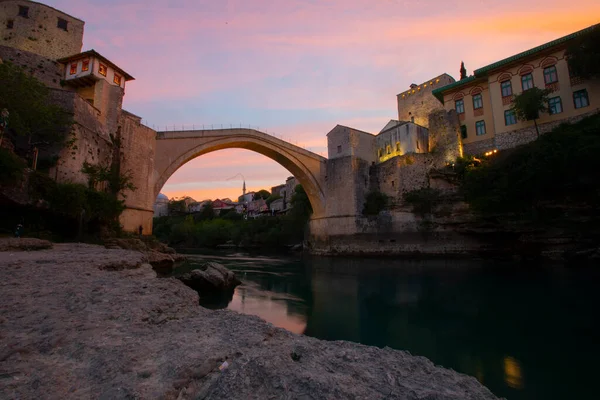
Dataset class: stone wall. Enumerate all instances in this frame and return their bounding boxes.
[327,125,375,163]
[118,111,157,234]
[428,109,462,165]
[48,90,113,185]
[308,205,483,256]
[396,73,455,128]
[462,137,494,155]
[0,44,64,88]
[0,0,84,61]
[495,109,600,150]
[372,153,432,203]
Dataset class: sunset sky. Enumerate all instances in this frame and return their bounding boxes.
[46,0,600,202]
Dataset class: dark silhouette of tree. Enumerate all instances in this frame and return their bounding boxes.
[253,189,270,200]
[566,27,600,80]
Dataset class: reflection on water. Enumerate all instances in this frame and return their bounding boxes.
[178,253,600,400]
[504,356,524,389]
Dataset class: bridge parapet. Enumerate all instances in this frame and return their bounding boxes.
[156,128,326,161]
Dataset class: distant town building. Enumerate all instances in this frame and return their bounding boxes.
[153,193,169,217]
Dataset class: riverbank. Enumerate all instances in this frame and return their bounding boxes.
[0,242,499,399]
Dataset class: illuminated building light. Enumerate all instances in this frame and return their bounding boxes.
[430,81,433,85]
[424,84,427,88]
[493,149,498,153]
[436,79,440,82]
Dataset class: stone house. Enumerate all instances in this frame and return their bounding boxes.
[0,0,156,234]
[432,23,600,155]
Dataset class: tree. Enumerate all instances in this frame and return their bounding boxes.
[198,201,215,220]
[290,184,312,220]
[510,87,552,138]
[566,27,600,80]
[168,198,188,215]
[0,62,72,151]
[253,189,270,200]
[265,193,281,206]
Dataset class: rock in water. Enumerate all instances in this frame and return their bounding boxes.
[177,262,241,294]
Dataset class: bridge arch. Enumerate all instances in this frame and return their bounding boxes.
[153,129,327,218]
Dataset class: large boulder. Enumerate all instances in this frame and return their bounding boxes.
[177,262,241,294]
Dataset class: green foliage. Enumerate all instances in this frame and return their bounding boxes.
[196,201,215,221]
[566,27,600,80]
[511,87,552,121]
[290,184,312,220]
[403,188,442,216]
[362,191,389,216]
[265,193,281,206]
[168,198,188,215]
[453,155,481,179]
[25,172,125,237]
[0,61,72,148]
[153,214,306,249]
[253,189,271,200]
[81,161,136,196]
[461,113,600,217]
[0,148,26,185]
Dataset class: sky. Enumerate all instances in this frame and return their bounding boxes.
[46,0,600,201]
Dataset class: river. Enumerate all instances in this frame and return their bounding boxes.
[175,252,600,400]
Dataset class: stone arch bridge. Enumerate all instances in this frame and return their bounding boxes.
[152,128,327,218]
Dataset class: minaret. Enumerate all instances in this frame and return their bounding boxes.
[242,180,246,196]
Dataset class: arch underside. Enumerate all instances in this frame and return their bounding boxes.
[154,135,326,217]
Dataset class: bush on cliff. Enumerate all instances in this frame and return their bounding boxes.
[461,113,600,217]
[0,61,72,154]
[362,191,389,216]
[403,188,442,216]
[0,148,26,185]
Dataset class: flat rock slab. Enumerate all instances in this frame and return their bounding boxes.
[0,244,502,400]
[0,237,53,252]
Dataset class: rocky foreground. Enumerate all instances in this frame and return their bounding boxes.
[0,242,501,400]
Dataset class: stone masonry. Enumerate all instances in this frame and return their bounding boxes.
[0,0,84,61]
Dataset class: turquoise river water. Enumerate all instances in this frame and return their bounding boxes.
[176,252,599,400]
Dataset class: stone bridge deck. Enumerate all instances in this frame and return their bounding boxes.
[153,128,327,217]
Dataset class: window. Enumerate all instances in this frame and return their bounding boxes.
[543,66,558,85]
[98,63,107,77]
[501,80,512,97]
[6,19,14,29]
[548,96,562,115]
[337,145,342,154]
[57,18,68,31]
[396,142,400,152]
[386,145,391,155]
[504,110,517,126]
[473,94,483,109]
[82,59,89,72]
[460,125,467,139]
[18,6,29,18]
[69,63,77,75]
[378,149,382,158]
[455,99,465,114]
[475,120,486,136]
[521,73,534,91]
[114,74,122,85]
[573,89,589,109]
